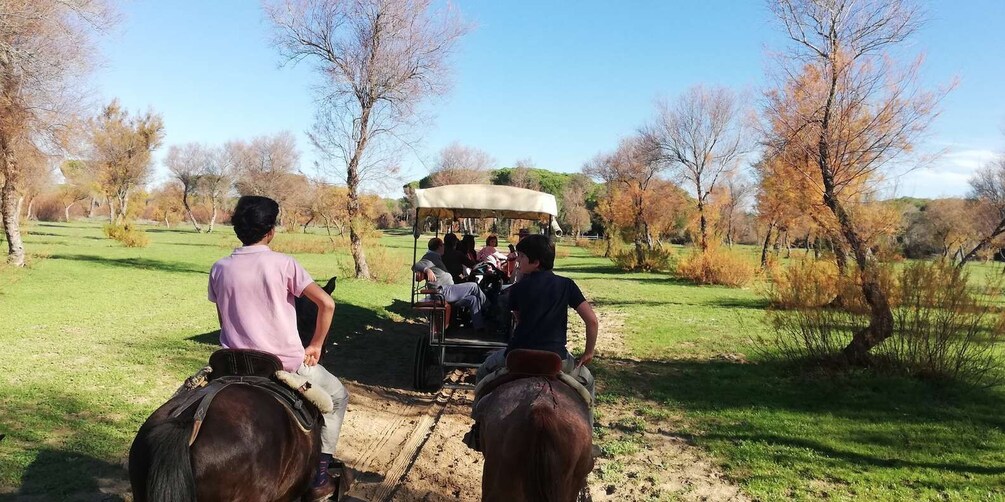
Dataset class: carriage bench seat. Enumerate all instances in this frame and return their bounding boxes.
[412,293,451,331]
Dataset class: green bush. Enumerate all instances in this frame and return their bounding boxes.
[103,223,150,248]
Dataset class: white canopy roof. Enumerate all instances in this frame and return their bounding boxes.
[413,184,561,232]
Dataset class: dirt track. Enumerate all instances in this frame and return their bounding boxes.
[332,302,749,502]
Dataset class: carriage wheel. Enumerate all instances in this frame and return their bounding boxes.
[412,335,444,391]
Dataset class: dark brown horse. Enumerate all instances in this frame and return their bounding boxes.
[128,384,321,502]
[129,277,339,501]
[476,376,594,502]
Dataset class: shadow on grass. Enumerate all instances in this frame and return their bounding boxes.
[323,300,421,390]
[12,449,128,501]
[50,254,208,275]
[1,393,130,501]
[595,357,1005,481]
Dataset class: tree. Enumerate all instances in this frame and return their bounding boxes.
[201,146,232,233]
[428,142,494,186]
[561,174,593,237]
[0,0,115,265]
[164,143,210,232]
[720,171,753,247]
[266,0,469,280]
[227,133,301,215]
[959,155,1005,266]
[647,85,749,251]
[585,136,664,267]
[766,0,945,362]
[87,100,164,223]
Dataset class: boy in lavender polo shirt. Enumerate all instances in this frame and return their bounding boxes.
[209,195,348,500]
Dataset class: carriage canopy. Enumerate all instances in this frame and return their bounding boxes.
[413,184,561,233]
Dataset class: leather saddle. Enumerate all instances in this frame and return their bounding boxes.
[169,349,322,445]
[473,349,591,408]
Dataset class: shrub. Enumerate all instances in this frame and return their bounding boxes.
[270,233,334,254]
[763,260,1005,386]
[878,261,1004,385]
[676,248,755,287]
[612,246,675,272]
[103,223,149,248]
[334,241,405,284]
[765,259,841,309]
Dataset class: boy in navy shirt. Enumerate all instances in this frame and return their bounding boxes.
[476,234,598,399]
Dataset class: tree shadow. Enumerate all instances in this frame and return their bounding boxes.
[321,300,422,390]
[706,296,771,310]
[49,254,208,275]
[594,357,1005,480]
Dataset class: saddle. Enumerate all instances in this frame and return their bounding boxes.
[168,349,331,445]
[473,349,593,410]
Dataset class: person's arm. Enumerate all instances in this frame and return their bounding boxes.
[301,282,335,366]
[574,300,598,367]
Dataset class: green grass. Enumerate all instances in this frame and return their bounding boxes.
[0,222,418,497]
[557,245,1005,501]
[2,224,1004,500]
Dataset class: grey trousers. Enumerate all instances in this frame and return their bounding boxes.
[296,362,349,456]
[441,282,488,329]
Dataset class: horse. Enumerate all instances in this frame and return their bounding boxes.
[475,355,594,502]
[128,379,322,502]
[129,276,340,502]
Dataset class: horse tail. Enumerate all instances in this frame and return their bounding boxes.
[524,398,569,502]
[133,419,196,502]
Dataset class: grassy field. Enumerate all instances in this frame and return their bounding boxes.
[1,222,1004,500]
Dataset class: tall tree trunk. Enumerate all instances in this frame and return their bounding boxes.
[183,189,203,232]
[760,222,775,268]
[64,202,76,222]
[958,217,1005,268]
[1,143,25,267]
[697,199,709,252]
[208,200,217,233]
[87,196,97,218]
[107,198,115,223]
[818,65,894,364]
[25,196,34,221]
[633,202,646,269]
[346,104,372,279]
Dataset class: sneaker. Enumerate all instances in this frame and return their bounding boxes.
[307,473,336,502]
[462,423,482,452]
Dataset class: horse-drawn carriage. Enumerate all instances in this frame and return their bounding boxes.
[408,184,560,390]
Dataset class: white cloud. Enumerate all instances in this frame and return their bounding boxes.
[898,148,998,198]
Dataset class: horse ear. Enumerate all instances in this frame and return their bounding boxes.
[323,276,337,295]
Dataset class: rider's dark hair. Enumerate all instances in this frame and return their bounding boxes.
[486,235,498,246]
[443,233,459,250]
[461,234,476,255]
[516,234,555,271]
[427,237,444,251]
[231,196,279,246]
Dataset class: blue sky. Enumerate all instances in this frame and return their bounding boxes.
[95,0,1005,199]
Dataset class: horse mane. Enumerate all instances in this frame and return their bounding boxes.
[135,418,196,502]
[523,384,571,502]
